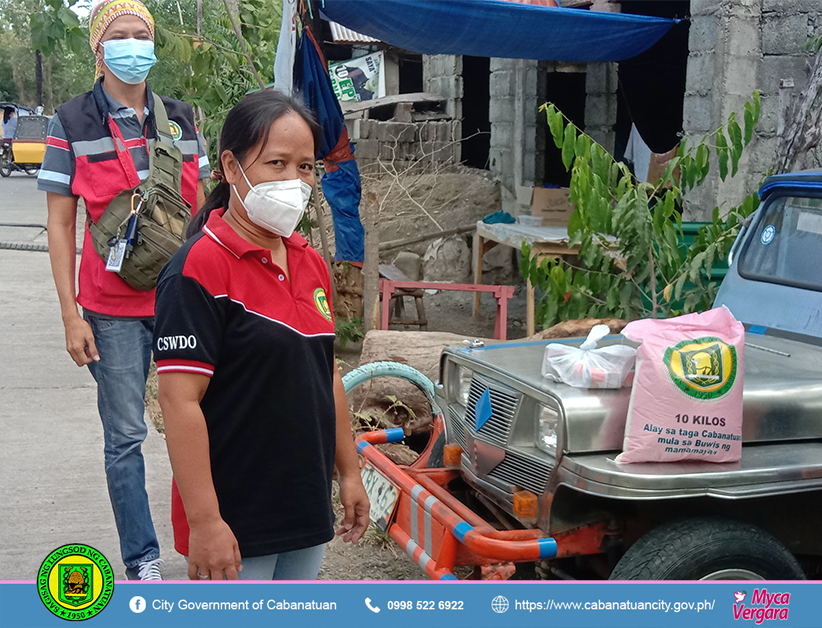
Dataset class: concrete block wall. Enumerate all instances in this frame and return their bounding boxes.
[489,57,542,216]
[683,0,822,220]
[585,62,618,154]
[350,119,459,174]
[420,54,543,216]
[423,54,463,163]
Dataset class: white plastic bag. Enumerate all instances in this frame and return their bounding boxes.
[542,324,637,389]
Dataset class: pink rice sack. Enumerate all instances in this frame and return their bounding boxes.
[616,305,745,464]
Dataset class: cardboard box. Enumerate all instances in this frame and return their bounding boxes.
[531,187,575,226]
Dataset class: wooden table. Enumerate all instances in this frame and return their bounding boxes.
[473,221,581,337]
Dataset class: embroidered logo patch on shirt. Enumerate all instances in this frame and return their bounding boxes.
[169,120,183,140]
[314,288,332,321]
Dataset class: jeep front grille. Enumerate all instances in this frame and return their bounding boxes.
[464,376,520,447]
[489,450,553,495]
[448,405,466,450]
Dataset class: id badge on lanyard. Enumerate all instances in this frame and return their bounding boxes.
[105,193,143,272]
[103,116,145,273]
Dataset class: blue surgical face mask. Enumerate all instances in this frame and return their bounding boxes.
[102,38,157,85]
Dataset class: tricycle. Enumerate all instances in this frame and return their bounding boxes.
[343,171,822,581]
[1,102,48,177]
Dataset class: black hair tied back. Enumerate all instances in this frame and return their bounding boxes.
[186,90,321,239]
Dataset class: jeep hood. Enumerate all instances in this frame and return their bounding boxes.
[450,332,822,453]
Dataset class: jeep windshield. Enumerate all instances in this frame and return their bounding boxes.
[738,194,822,292]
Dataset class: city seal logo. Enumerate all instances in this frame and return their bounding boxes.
[59,564,92,607]
[314,288,332,321]
[38,544,113,621]
[663,336,737,400]
[169,120,183,141]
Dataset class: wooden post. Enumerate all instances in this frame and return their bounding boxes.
[361,192,381,333]
[311,176,336,305]
[379,224,476,252]
[473,231,483,315]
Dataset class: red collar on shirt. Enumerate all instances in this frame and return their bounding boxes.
[202,207,309,259]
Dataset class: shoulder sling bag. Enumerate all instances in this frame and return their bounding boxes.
[87,93,192,291]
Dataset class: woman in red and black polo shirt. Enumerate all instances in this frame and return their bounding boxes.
[153,91,369,580]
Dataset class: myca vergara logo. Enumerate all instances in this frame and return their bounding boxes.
[314,287,332,321]
[38,544,113,621]
[663,336,737,400]
[733,588,790,624]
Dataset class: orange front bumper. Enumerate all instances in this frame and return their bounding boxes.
[356,428,612,580]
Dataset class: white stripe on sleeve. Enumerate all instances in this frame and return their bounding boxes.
[37,170,71,185]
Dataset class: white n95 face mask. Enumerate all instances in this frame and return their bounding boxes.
[233,162,312,238]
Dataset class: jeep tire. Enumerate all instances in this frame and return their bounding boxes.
[609,517,806,581]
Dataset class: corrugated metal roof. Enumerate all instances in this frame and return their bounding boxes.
[328,21,381,44]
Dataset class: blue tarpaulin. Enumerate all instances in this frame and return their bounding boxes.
[294,32,346,158]
[294,28,365,262]
[321,0,677,62]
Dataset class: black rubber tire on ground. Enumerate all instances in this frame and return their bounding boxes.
[25,167,38,176]
[609,516,806,581]
[0,159,11,177]
[426,431,446,468]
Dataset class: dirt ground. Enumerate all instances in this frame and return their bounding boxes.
[370,166,502,260]
[364,165,530,339]
[319,480,423,581]
[312,165,503,261]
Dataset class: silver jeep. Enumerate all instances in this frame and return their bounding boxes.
[435,172,822,580]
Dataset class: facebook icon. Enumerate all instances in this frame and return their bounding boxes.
[129,596,146,613]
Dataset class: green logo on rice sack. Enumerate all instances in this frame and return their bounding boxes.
[663,336,737,400]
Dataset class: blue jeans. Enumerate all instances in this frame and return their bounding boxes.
[84,313,159,571]
[238,544,326,580]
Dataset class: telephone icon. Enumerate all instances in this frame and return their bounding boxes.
[365,598,381,613]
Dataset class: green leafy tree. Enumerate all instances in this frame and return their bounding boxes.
[1,0,93,109]
[26,0,282,153]
[150,0,282,150]
[29,0,86,56]
[522,92,762,327]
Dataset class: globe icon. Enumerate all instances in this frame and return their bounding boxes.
[491,595,509,614]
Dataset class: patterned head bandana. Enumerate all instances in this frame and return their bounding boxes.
[89,0,155,79]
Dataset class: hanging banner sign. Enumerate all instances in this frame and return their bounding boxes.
[329,52,386,102]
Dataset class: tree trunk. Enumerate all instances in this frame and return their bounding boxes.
[43,55,54,114]
[11,65,25,105]
[361,192,381,333]
[311,176,336,305]
[778,48,822,173]
[197,0,203,36]
[220,0,266,90]
[35,50,43,107]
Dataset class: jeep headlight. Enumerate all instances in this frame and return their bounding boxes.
[537,404,558,455]
[449,363,473,407]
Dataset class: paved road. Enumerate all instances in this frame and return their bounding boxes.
[0,172,49,246]
[0,175,186,580]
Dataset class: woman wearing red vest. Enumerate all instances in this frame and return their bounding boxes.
[37,0,209,580]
